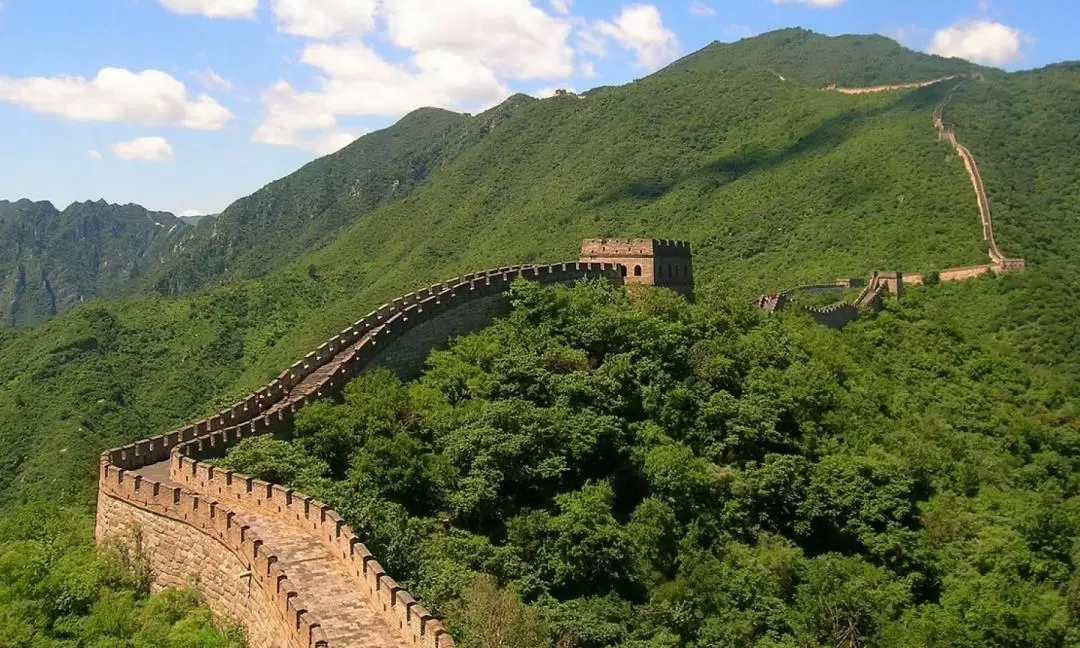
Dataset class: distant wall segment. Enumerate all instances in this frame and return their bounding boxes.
[97,262,628,648]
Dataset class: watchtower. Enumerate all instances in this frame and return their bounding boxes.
[580,238,693,295]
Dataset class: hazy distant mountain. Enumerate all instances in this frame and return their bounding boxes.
[0,199,187,326]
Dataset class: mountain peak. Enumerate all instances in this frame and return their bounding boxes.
[668,27,982,86]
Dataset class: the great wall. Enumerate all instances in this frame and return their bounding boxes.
[96,74,1024,648]
[97,258,654,648]
[758,74,1025,326]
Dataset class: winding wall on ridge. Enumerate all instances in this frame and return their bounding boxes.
[758,75,1027,327]
[97,263,621,648]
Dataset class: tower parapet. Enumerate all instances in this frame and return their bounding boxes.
[579,238,693,295]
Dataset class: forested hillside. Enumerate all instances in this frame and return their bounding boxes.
[138,29,986,297]
[0,27,1078,646]
[219,278,1080,647]
[147,97,537,294]
[0,199,186,326]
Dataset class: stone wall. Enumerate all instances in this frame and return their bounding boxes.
[805,302,860,329]
[825,75,960,95]
[366,293,510,379]
[97,465,328,648]
[939,264,996,282]
[97,262,625,648]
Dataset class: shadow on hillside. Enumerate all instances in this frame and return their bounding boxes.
[591,87,942,206]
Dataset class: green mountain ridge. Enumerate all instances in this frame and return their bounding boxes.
[146,98,538,295]
[670,27,986,85]
[3,29,1074,501]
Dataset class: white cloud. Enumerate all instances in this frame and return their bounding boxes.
[688,1,716,17]
[254,42,508,151]
[770,0,846,6]
[155,0,256,19]
[593,4,679,71]
[88,149,103,161]
[927,20,1026,66]
[580,60,596,78]
[180,209,204,217]
[0,68,233,129]
[550,0,572,14]
[254,1,579,155]
[381,0,574,79]
[195,67,232,92]
[251,78,369,154]
[112,136,175,162]
[271,0,378,39]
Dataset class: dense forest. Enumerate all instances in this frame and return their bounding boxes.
[219,279,1080,647]
[0,26,1077,647]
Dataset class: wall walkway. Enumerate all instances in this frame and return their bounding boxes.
[98,263,620,648]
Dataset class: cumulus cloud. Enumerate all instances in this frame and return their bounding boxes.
[689,1,716,17]
[251,79,368,155]
[593,4,679,71]
[254,1,579,154]
[770,0,846,6]
[112,136,175,162]
[195,67,233,92]
[88,149,103,161]
[271,0,378,39]
[155,0,256,19]
[381,0,574,79]
[928,20,1026,66]
[0,68,233,129]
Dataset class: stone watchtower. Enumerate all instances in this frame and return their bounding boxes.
[580,238,693,296]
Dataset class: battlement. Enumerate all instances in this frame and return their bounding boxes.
[97,244,698,648]
[580,238,694,295]
[580,238,691,257]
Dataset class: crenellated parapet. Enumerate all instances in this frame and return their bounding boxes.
[580,238,693,295]
[98,259,637,648]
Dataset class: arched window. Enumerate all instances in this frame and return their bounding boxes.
[634,265,642,277]
[619,265,627,277]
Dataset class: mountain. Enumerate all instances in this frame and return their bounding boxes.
[179,213,214,226]
[147,97,536,294]
[0,199,187,326]
[3,26,1080,644]
[0,28,1049,494]
[670,27,986,85]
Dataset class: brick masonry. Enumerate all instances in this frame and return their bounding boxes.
[98,260,682,648]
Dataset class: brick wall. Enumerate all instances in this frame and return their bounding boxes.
[97,463,328,648]
[97,261,624,648]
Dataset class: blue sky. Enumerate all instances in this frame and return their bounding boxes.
[0,0,1073,216]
